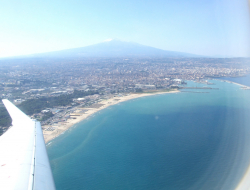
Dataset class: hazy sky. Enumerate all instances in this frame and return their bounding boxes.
[0,0,250,58]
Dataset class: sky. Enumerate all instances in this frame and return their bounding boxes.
[0,0,250,58]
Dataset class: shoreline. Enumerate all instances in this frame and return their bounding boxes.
[43,90,179,144]
[43,79,249,144]
[43,79,248,144]
[44,79,250,189]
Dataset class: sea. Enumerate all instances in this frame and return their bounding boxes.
[47,76,250,190]
[222,75,250,87]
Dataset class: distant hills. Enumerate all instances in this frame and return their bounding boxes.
[31,39,200,58]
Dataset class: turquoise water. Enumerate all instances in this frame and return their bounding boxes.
[47,80,250,190]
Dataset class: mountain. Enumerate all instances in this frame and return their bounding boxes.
[32,39,200,58]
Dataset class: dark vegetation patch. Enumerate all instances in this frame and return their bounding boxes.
[0,90,98,135]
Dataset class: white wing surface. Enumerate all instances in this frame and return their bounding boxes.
[0,99,56,190]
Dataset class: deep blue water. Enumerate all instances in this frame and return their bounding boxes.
[47,80,250,190]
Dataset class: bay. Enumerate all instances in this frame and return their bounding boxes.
[47,80,250,190]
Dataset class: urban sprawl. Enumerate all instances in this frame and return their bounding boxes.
[0,57,249,134]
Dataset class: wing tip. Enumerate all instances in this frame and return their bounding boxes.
[2,99,31,124]
[2,99,9,103]
[2,99,14,111]
[2,99,11,110]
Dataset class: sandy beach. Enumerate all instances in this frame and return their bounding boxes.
[43,79,249,144]
[43,90,179,143]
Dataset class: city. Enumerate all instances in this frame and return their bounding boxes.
[0,57,249,135]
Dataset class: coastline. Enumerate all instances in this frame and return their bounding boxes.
[43,90,179,144]
[46,79,250,189]
[43,79,248,144]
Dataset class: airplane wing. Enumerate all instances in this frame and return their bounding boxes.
[0,99,56,190]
